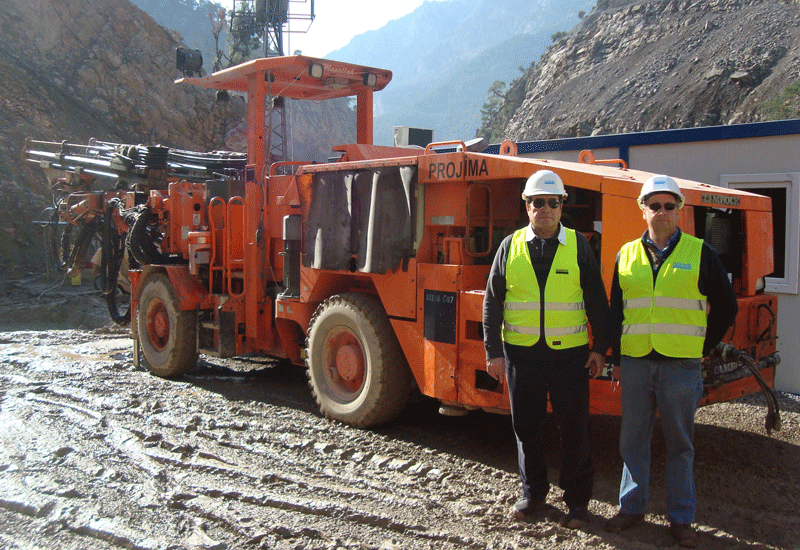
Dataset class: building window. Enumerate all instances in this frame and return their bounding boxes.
[722,173,800,295]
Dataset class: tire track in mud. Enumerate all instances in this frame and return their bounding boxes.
[3,329,800,550]
[0,332,534,550]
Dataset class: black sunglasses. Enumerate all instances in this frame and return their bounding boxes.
[646,201,678,212]
[528,197,562,209]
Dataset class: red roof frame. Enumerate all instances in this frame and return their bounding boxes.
[176,56,392,163]
[176,55,392,99]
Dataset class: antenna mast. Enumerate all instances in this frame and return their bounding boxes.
[230,0,315,162]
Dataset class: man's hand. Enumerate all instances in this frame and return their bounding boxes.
[486,357,505,381]
[585,351,606,378]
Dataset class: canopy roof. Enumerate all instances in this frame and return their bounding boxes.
[176,55,392,100]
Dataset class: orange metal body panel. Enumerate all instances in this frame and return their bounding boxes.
[161,181,206,256]
[244,180,264,340]
[719,294,778,358]
[293,263,419,335]
[599,193,636,292]
[164,265,211,311]
[390,316,425,386]
[330,144,419,163]
[372,260,418,320]
[742,210,775,296]
[396,263,493,407]
[456,290,507,410]
[588,379,623,416]
[587,367,777,417]
[274,299,318,364]
[699,367,776,407]
[409,264,461,402]
[301,268,358,305]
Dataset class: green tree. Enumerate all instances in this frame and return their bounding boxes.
[476,71,528,143]
[208,5,227,71]
[761,79,800,121]
[227,1,263,66]
[478,80,508,142]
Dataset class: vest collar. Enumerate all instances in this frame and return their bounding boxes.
[642,227,682,253]
[525,222,566,245]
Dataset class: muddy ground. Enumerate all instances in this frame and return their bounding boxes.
[0,279,799,550]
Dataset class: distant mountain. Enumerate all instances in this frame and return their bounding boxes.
[128,0,598,145]
[373,31,556,143]
[327,0,595,144]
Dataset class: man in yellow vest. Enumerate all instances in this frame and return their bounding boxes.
[605,175,738,548]
[483,170,609,529]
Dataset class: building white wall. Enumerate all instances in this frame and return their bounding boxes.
[629,135,799,182]
[774,295,800,393]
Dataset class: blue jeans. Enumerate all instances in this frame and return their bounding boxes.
[618,356,703,525]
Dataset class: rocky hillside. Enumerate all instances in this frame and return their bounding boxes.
[0,0,246,280]
[330,0,596,145]
[494,0,800,140]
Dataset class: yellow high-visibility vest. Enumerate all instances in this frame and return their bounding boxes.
[502,228,588,348]
[619,234,707,358]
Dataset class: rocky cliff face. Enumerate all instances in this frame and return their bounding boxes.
[502,0,800,140]
[0,0,245,279]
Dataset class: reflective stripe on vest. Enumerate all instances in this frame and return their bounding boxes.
[502,228,589,348]
[619,234,707,358]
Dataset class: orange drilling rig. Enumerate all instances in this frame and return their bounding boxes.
[24,55,780,430]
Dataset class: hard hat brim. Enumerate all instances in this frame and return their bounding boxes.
[522,190,569,197]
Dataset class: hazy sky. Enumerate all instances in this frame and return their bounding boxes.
[283,0,450,58]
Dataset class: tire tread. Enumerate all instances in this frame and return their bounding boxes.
[306,292,411,427]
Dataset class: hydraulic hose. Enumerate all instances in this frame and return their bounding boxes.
[101,200,130,325]
[710,343,782,435]
[128,205,172,266]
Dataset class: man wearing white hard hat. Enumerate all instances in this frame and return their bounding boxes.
[483,169,609,528]
[606,175,738,547]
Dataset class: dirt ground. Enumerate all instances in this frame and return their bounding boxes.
[0,279,799,550]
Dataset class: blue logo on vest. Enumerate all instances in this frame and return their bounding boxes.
[672,262,693,270]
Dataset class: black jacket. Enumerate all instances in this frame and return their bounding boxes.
[609,229,739,364]
[483,224,610,362]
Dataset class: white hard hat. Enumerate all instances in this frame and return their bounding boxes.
[522,170,568,200]
[638,175,685,209]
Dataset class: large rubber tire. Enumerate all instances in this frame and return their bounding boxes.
[136,273,198,377]
[306,293,412,428]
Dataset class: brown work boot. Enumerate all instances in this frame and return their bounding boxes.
[605,511,645,532]
[670,523,698,548]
